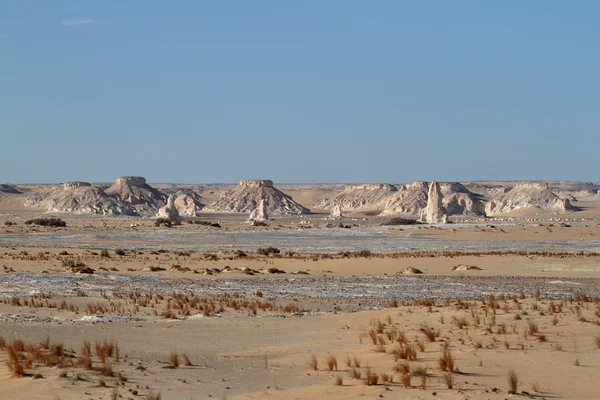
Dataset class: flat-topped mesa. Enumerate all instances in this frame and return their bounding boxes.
[115,176,147,186]
[239,180,274,189]
[105,176,167,215]
[204,179,309,215]
[514,182,549,190]
[343,184,397,192]
[62,182,91,190]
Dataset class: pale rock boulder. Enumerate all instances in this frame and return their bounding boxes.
[248,199,269,221]
[156,194,180,219]
[330,204,343,219]
[419,181,448,224]
[171,189,205,216]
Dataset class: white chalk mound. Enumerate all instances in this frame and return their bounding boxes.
[204,180,310,215]
[485,182,578,215]
[105,176,166,216]
[319,184,397,212]
[24,182,134,215]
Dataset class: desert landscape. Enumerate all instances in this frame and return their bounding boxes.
[2,2,597,399]
[1,178,600,399]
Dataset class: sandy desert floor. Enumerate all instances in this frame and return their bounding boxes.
[1,201,600,399]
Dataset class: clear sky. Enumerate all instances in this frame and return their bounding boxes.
[1,2,598,184]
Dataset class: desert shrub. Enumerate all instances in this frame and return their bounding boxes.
[190,220,221,228]
[353,249,372,258]
[4,221,16,226]
[114,249,126,256]
[100,249,110,258]
[154,218,170,227]
[257,247,281,256]
[382,217,421,226]
[62,259,86,269]
[24,218,66,227]
[252,221,269,227]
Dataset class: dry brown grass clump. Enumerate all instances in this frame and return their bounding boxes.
[182,354,192,366]
[308,354,318,371]
[334,375,343,386]
[507,369,519,394]
[168,351,179,368]
[443,372,454,389]
[527,320,539,336]
[326,355,338,371]
[420,325,437,342]
[595,335,600,349]
[438,348,455,372]
[362,367,379,386]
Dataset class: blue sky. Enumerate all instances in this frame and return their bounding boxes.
[1,2,598,184]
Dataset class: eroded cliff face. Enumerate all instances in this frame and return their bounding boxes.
[485,182,578,215]
[318,184,397,212]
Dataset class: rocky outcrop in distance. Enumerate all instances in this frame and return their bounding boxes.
[105,176,166,215]
[318,184,397,211]
[485,182,578,215]
[0,184,21,195]
[419,181,448,224]
[24,182,134,215]
[204,180,310,215]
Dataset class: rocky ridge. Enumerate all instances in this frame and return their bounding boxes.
[485,182,577,215]
[24,182,134,215]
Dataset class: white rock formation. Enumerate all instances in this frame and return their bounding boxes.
[204,180,309,215]
[105,176,166,216]
[156,194,180,219]
[419,181,449,224]
[171,189,205,216]
[485,182,578,215]
[248,199,269,221]
[379,182,429,216]
[379,181,485,218]
[24,182,134,215]
[319,184,397,211]
[330,204,343,219]
[440,182,486,216]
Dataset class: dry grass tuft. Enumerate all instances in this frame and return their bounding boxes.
[168,352,179,368]
[326,355,338,371]
[334,375,343,386]
[507,369,519,394]
[308,354,318,371]
[182,354,192,366]
[438,348,455,372]
[595,335,600,349]
[362,367,379,386]
[443,372,454,389]
[401,372,411,388]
